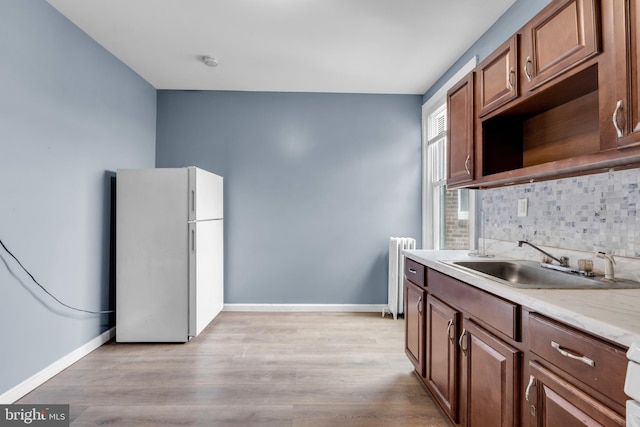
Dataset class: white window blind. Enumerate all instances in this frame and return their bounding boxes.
[428,104,447,143]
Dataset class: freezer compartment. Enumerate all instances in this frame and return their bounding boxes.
[188,167,223,221]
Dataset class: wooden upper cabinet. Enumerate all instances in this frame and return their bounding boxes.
[477,35,518,117]
[446,72,474,187]
[520,0,600,93]
[609,0,640,148]
[449,0,640,189]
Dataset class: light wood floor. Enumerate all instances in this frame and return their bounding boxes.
[17,312,451,426]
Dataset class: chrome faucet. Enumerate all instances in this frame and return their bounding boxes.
[517,240,569,267]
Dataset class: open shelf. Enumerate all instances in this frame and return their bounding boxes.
[482,65,600,176]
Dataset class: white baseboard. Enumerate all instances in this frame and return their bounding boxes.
[0,327,115,404]
[223,304,388,313]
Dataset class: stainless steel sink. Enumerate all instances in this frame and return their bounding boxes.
[439,259,640,289]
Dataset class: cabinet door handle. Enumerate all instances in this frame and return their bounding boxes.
[447,319,454,344]
[417,296,423,314]
[525,375,536,417]
[613,100,624,138]
[507,67,515,91]
[524,56,533,82]
[464,155,471,175]
[551,341,595,367]
[458,328,468,356]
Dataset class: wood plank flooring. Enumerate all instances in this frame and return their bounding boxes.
[17,312,451,426]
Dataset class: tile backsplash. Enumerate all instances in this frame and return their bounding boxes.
[480,168,640,258]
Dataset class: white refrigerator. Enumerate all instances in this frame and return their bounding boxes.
[116,167,223,342]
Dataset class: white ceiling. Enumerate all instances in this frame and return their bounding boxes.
[46,0,515,95]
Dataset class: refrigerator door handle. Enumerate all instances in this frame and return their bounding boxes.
[191,189,195,215]
[191,228,195,252]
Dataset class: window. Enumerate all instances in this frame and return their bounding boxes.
[458,190,469,220]
[422,58,477,250]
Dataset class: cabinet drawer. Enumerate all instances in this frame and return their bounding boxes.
[404,258,425,287]
[427,269,519,340]
[529,314,628,406]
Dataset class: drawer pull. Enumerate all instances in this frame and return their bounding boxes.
[525,375,536,417]
[408,268,417,274]
[551,341,595,367]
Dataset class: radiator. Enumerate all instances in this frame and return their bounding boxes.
[384,237,416,319]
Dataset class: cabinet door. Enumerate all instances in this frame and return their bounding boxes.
[425,295,460,423]
[447,72,475,187]
[521,0,600,92]
[610,0,640,148]
[459,320,520,427]
[404,279,425,376]
[526,362,625,427]
[477,35,518,117]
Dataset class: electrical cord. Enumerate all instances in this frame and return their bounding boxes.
[0,237,114,315]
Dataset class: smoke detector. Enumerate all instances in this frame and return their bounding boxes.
[202,56,219,67]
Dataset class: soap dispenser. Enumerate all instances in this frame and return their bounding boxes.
[596,251,616,280]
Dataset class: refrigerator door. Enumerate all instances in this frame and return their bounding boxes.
[188,167,223,221]
[116,168,189,342]
[188,219,224,336]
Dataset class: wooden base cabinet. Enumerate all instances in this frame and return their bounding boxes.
[425,295,460,423]
[404,278,425,376]
[424,268,522,427]
[459,320,521,427]
[404,258,426,376]
[526,314,627,426]
[526,363,625,427]
[403,259,626,427]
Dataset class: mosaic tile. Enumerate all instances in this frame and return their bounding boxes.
[479,168,640,257]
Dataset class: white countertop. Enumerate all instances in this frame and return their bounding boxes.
[404,249,640,348]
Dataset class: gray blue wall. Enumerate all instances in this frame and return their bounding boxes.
[156,91,422,304]
[423,0,552,102]
[0,0,559,400]
[0,1,156,395]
